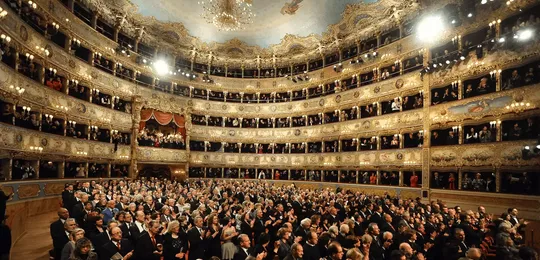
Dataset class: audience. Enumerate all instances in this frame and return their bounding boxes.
[47,178,536,260]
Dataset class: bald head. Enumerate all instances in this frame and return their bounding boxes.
[466,248,482,260]
[399,242,413,256]
[57,207,69,220]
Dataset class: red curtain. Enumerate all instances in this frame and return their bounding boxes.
[139,109,185,129]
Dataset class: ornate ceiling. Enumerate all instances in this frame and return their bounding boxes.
[85,0,423,61]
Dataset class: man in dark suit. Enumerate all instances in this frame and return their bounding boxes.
[49,207,70,245]
[443,228,468,260]
[303,231,320,260]
[51,218,77,260]
[187,216,206,260]
[370,206,384,226]
[132,220,163,260]
[234,233,253,260]
[294,218,311,243]
[99,227,134,260]
[129,211,147,244]
[380,213,396,235]
[93,220,119,256]
[368,223,385,260]
[72,193,89,226]
[61,184,75,213]
[115,196,129,211]
[253,209,268,243]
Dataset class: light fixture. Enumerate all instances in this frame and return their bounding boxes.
[198,0,255,31]
[153,59,170,76]
[517,29,534,41]
[417,15,445,42]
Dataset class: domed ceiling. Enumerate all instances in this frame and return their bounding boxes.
[128,0,378,48]
[89,0,422,61]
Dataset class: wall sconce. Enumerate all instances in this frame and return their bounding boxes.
[404,161,416,165]
[27,0,37,9]
[69,79,79,86]
[119,155,129,159]
[90,125,98,131]
[0,7,7,19]
[333,63,343,72]
[91,88,100,95]
[452,126,459,132]
[451,80,459,88]
[111,130,119,135]
[30,146,43,152]
[25,53,35,61]
[9,85,25,94]
[506,102,532,113]
[68,120,76,127]
[76,151,88,156]
[51,22,59,30]
[0,34,11,44]
[489,121,497,129]
[48,67,57,75]
[44,114,53,120]
[21,106,31,113]
[71,38,81,48]
[54,105,68,111]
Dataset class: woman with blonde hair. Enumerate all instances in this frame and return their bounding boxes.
[346,247,368,260]
[163,220,187,260]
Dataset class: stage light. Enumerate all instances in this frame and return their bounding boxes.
[517,29,534,41]
[417,15,445,42]
[153,59,169,75]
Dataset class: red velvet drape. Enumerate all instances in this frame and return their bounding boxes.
[139,109,186,131]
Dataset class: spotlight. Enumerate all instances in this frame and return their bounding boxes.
[467,13,473,18]
[417,15,445,42]
[460,56,465,60]
[524,146,530,150]
[481,0,487,4]
[446,60,450,64]
[517,29,534,41]
[153,59,169,75]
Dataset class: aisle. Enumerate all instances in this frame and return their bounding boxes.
[10,211,57,260]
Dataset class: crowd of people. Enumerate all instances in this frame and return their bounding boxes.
[138,128,186,150]
[48,178,537,260]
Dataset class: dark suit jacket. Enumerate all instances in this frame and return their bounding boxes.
[120,223,132,239]
[303,243,320,260]
[369,235,385,260]
[72,201,86,225]
[132,232,163,260]
[51,226,69,259]
[233,246,252,260]
[129,222,147,244]
[99,239,134,260]
[187,227,205,260]
[380,221,396,235]
[92,230,111,254]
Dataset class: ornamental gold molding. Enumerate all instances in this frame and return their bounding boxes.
[0,123,131,162]
[429,84,540,125]
[142,74,423,118]
[430,140,540,167]
[136,147,188,163]
[0,63,132,132]
[189,110,423,143]
[188,148,422,169]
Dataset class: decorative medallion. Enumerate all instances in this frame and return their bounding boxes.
[319,99,325,106]
[335,95,342,103]
[90,70,99,79]
[16,134,23,143]
[187,100,193,107]
[203,155,209,160]
[270,105,277,112]
[205,103,211,110]
[361,121,371,129]
[440,109,447,116]
[228,130,236,136]
[374,86,381,93]
[255,106,261,112]
[19,25,28,42]
[68,59,76,69]
[396,153,404,160]
[294,129,301,136]
[271,157,276,162]
[303,102,309,108]
[395,79,404,89]
[354,91,360,98]
[238,106,244,111]
[255,156,259,161]
[514,94,524,102]
[41,138,48,147]
[336,156,341,162]
[76,103,86,113]
[222,104,228,110]
[288,104,293,110]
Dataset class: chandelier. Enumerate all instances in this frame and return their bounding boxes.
[198,0,255,32]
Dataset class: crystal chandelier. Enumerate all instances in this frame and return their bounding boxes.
[198,0,255,32]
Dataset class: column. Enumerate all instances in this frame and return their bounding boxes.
[288,169,291,180]
[34,160,40,179]
[106,163,111,178]
[376,102,382,116]
[58,161,65,178]
[399,134,404,149]
[376,170,381,185]
[337,170,341,183]
[495,168,501,192]
[496,69,502,91]
[399,170,404,186]
[129,96,143,179]
[458,124,464,144]
[84,162,89,178]
[496,120,502,141]
[91,11,98,30]
[376,32,381,48]
[376,136,381,150]
[457,168,463,190]
[203,167,207,178]
[338,139,342,152]
[399,23,404,38]
[67,0,75,11]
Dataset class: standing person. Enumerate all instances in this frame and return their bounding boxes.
[0,185,13,223]
[163,221,187,260]
[133,220,163,260]
[0,219,11,260]
[187,216,206,260]
[222,217,239,260]
[206,214,222,259]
